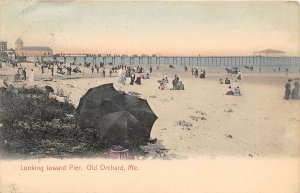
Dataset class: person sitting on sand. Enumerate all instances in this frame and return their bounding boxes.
[158,81,166,90]
[219,78,223,84]
[176,81,185,90]
[225,78,231,84]
[226,86,234,95]
[143,71,150,79]
[164,76,169,83]
[234,87,241,96]
[291,81,300,100]
[200,70,206,79]
[284,79,292,100]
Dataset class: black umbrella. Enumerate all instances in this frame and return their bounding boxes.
[96,111,143,145]
[45,86,54,93]
[76,84,121,128]
[77,83,157,145]
[105,94,158,139]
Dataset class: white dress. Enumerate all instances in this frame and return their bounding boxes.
[29,71,34,82]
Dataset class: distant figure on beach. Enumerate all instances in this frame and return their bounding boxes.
[118,68,123,77]
[135,73,141,85]
[226,86,234,95]
[191,68,194,75]
[96,66,99,73]
[284,79,292,100]
[156,66,159,71]
[219,78,223,84]
[150,66,153,73]
[200,70,205,79]
[109,69,113,77]
[23,68,27,80]
[194,69,198,78]
[165,76,169,83]
[130,72,135,85]
[51,65,54,76]
[291,81,300,100]
[143,71,150,79]
[224,78,231,84]
[118,72,126,85]
[91,66,94,73]
[236,70,241,81]
[102,68,106,77]
[234,87,241,96]
[29,69,34,82]
[177,81,185,90]
[158,81,166,90]
[66,66,71,75]
[172,75,179,90]
[125,68,130,77]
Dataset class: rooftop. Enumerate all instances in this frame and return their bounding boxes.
[20,46,53,51]
[254,49,286,54]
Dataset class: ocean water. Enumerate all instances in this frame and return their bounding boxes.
[36,56,300,72]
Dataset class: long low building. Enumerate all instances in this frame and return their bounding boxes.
[15,38,53,57]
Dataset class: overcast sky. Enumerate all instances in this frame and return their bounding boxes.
[0,1,299,56]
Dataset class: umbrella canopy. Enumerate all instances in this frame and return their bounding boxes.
[45,86,54,93]
[76,84,121,128]
[77,83,157,145]
[97,111,143,145]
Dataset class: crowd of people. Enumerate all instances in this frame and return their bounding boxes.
[117,65,152,86]
[158,75,184,90]
[4,59,300,102]
[225,86,241,96]
[218,69,243,96]
[191,68,206,78]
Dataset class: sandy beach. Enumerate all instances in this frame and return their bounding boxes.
[1,62,299,158]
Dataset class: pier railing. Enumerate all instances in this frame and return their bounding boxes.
[37,55,300,68]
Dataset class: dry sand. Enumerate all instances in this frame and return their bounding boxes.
[1,62,299,158]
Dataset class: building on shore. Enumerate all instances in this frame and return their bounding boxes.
[15,38,53,57]
[253,49,286,57]
[0,41,8,59]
